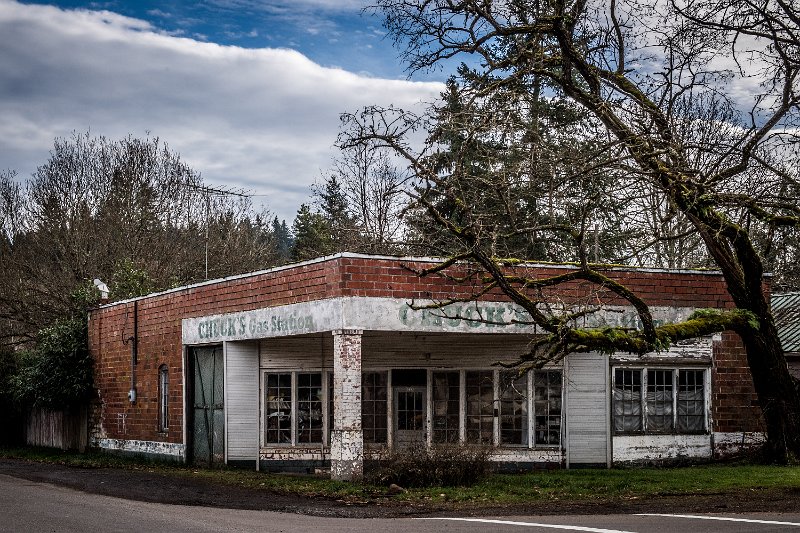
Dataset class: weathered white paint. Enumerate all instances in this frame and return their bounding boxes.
[258,332,543,370]
[330,330,364,481]
[613,434,712,462]
[612,336,714,362]
[183,297,699,345]
[97,438,185,459]
[487,448,563,463]
[565,352,610,467]
[260,448,328,461]
[713,431,767,457]
[224,341,260,466]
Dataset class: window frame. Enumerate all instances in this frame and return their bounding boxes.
[612,366,709,435]
[158,364,169,433]
[262,370,327,447]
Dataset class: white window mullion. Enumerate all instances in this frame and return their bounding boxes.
[641,368,647,433]
[673,369,679,431]
[527,369,534,449]
[291,371,297,446]
[426,369,433,447]
[459,370,466,443]
[493,369,500,446]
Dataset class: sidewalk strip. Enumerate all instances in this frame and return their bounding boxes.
[414,517,637,533]
[636,513,800,527]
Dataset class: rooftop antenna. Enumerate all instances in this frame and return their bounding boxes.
[185,182,250,280]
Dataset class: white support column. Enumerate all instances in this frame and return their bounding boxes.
[331,329,364,481]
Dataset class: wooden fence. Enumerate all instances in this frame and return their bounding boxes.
[25,406,88,452]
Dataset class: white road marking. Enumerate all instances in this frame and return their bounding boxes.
[414,517,638,533]
[637,513,800,527]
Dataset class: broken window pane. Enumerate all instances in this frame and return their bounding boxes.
[500,371,528,445]
[265,373,292,444]
[534,370,562,445]
[466,370,494,444]
[433,371,460,443]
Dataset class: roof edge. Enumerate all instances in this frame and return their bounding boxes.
[96,252,729,310]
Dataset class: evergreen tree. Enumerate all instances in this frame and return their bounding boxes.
[291,204,334,261]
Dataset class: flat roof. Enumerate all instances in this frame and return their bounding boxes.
[96,252,728,310]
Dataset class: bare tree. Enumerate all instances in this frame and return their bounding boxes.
[339,0,800,461]
[0,132,282,346]
[313,144,408,256]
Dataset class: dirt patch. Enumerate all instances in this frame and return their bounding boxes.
[0,457,796,518]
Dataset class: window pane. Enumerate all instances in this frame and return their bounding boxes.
[678,370,705,432]
[158,365,169,432]
[265,373,292,444]
[500,371,528,445]
[362,372,388,443]
[465,370,494,444]
[397,390,425,430]
[433,372,460,443]
[297,373,323,444]
[534,370,562,445]
[613,369,642,432]
[646,369,674,432]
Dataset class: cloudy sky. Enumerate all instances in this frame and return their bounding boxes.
[0,0,445,221]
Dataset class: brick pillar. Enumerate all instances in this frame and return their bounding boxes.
[331,329,363,481]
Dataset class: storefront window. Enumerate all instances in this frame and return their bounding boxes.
[533,370,562,445]
[647,369,674,432]
[362,372,388,443]
[297,373,323,444]
[265,373,292,444]
[466,370,494,443]
[500,371,528,445]
[432,371,460,443]
[614,368,707,434]
[678,369,705,432]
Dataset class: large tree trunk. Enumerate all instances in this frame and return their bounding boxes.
[687,209,800,462]
[739,324,800,462]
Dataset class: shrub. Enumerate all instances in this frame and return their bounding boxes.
[366,443,491,487]
[12,316,93,408]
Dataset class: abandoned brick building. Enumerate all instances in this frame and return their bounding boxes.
[87,253,765,480]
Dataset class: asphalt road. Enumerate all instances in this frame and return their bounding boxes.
[2,473,800,533]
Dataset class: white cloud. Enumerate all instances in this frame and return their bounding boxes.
[0,1,442,221]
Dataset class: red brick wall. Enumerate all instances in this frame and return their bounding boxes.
[712,332,765,433]
[90,259,342,444]
[336,257,734,308]
[88,254,760,444]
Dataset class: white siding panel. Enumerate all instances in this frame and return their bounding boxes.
[260,332,540,371]
[565,352,610,466]
[225,341,260,464]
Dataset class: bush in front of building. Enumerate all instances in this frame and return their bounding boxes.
[366,443,491,487]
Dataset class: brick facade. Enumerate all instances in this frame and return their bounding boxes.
[712,332,764,433]
[88,254,763,448]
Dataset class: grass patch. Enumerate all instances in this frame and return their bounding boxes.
[2,446,799,506]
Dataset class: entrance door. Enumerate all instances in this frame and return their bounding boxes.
[394,386,426,448]
[565,352,610,467]
[189,346,224,466]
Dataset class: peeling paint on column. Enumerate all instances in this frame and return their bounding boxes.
[330,329,364,481]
